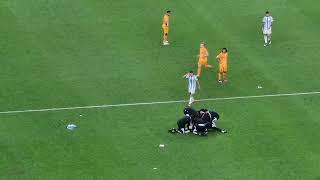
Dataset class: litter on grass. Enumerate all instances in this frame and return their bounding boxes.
[159,144,165,148]
[67,124,77,130]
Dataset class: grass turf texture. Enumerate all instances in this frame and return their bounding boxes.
[1,0,320,179]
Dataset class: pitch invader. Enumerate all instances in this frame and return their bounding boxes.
[162,10,171,46]
[183,71,200,106]
[262,11,274,47]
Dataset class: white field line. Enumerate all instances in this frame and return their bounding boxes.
[0,91,319,114]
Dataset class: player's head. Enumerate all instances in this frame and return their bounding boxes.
[189,71,194,75]
[166,10,171,16]
[265,11,270,16]
[200,42,205,48]
[199,108,208,112]
[222,48,228,53]
[184,106,197,117]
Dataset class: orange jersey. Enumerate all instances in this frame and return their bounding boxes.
[163,14,169,27]
[199,47,208,60]
[217,52,228,65]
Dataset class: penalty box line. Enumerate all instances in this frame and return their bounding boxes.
[0,91,319,114]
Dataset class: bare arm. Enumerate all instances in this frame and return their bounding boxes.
[182,73,189,78]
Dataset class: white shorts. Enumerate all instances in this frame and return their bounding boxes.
[188,88,196,94]
[263,29,272,35]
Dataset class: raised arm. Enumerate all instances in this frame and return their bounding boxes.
[182,73,189,78]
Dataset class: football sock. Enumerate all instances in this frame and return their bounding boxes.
[268,36,271,43]
[218,73,222,81]
[223,73,227,80]
[212,127,223,132]
[189,96,193,105]
[205,64,212,68]
[197,66,202,77]
[264,35,268,44]
[179,128,184,133]
[163,35,167,42]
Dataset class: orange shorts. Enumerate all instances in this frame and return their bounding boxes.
[162,25,169,34]
[198,59,208,66]
[219,64,227,72]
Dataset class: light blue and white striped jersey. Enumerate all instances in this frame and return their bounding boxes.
[262,15,273,31]
[186,74,198,90]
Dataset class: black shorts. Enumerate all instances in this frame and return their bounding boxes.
[196,124,207,132]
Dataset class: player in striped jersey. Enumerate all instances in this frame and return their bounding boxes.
[262,11,274,47]
[182,71,200,106]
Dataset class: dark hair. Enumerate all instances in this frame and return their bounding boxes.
[189,71,194,74]
[266,11,269,14]
[222,48,228,52]
[167,10,171,13]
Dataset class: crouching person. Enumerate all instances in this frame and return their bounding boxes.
[192,117,208,136]
[199,109,227,134]
[168,115,192,134]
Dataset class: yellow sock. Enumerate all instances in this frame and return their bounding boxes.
[205,64,212,68]
[218,73,222,81]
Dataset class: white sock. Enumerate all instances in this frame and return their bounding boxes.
[180,128,184,133]
[189,97,192,105]
[264,35,268,44]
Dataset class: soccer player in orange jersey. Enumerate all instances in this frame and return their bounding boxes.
[162,10,171,46]
[216,48,228,83]
[197,42,212,77]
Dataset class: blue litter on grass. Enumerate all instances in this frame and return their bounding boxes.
[67,124,77,130]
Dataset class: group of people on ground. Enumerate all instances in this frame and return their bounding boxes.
[169,107,227,136]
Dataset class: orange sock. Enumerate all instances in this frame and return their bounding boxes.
[197,66,202,77]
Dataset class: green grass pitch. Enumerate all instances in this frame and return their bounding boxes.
[1,0,320,179]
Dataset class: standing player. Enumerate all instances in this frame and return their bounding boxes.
[262,11,274,47]
[162,10,171,46]
[197,42,212,77]
[216,48,228,83]
[183,71,200,106]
